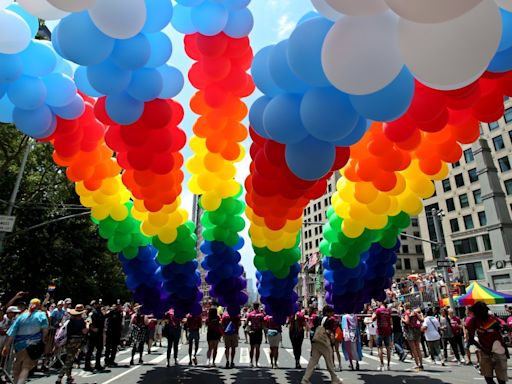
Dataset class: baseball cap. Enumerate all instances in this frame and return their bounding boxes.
[64,298,72,304]
[57,300,65,306]
[6,306,21,314]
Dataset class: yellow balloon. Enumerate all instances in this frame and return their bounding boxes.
[388,173,406,196]
[110,204,128,221]
[367,193,391,215]
[148,212,169,227]
[349,202,369,222]
[201,192,222,211]
[91,205,110,221]
[354,182,378,204]
[158,227,178,244]
[197,172,219,192]
[341,218,364,239]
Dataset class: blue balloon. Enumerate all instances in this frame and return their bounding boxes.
[54,57,74,78]
[13,105,54,138]
[300,87,359,142]
[0,84,5,99]
[127,68,163,102]
[224,0,250,9]
[51,95,85,119]
[105,93,144,125]
[248,95,271,139]
[145,32,172,68]
[143,0,174,33]
[74,66,103,97]
[8,76,47,110]
[285,136,335,181]
[0,96,15,123]
[43,73,77,108]
[0,54,23,83]
[332,116,370,147]
[298,11,321,25]
[263,94,309,145]
[158,65,184,99]
[56,11,115,66]
[488,45,512,73]
[268,41,308,94]
[499,8,512,52]
[288,16,333,87]
[224,8,253,38]
[111,34,151,70]
[176,0,204,5]
[191,1,228,36]
[19,41,57,77]
[350,67,414,122]
[171,4,196,34]
[7,3,39,38]
[87,59,132,95]
[251,46,282,96]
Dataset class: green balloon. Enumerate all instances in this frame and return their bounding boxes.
[341,251,360,269]
[273,266,289,279]
[123,246,139,259]
[254,255,267,271]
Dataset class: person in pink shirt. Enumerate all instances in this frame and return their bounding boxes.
[247,303,265,368]
[186,313,202,366]
[221,312,241,369]
[373,302,393,371]
[289,309,307,368]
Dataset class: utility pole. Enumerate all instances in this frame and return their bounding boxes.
[431,208,456,310]
[0,139,32,256]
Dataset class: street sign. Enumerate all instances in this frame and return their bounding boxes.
[0,215,16,232]
[437,260,454,268]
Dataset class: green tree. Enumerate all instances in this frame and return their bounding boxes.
[0,124,131,305]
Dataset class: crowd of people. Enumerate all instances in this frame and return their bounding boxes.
[0,289,511,384]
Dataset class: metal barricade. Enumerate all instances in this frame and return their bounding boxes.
[42,327,65,370]
[0,340,15,384]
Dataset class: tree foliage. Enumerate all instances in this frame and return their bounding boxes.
[0,124,131,305]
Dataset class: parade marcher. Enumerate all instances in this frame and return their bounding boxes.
[1,298,49,384]
[391,307,406,361]
[440,308,462,364]
[105,304,123,367]
[422,308,444,365]
[289,308,306,369]
[221,311,240,369]
[301,305,342,384]
[265,315,282,369]
[373,302,393,371]
[402,303,424,371]
[241,307,249,344]
[130,307,148,365]
[247,303,265,368]
[84,300,105,371]
[186,313,202,366]
[341,313,362,371]
[155,320,163,348]
[0,306,20,352]
[146,317,157,354]
[50,301,65,329]
[466,301,509,384]
[448,308,465,363]
[56,304,88,384]
[363,309,377,356]
[163,309,181,367]
[206,308,222,367]
[332,315,343,371]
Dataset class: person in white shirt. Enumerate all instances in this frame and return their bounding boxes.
[421,308,445,365]
[364,310,377,356]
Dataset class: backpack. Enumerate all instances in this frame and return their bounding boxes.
[313,317,332,347]
[54,320,69,347]
[224,321,235,335]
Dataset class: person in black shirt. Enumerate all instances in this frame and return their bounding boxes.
[391,307,406,361]
[84,300,105,371]
[105,304,123,367]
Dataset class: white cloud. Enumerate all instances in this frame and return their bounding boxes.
[277,14,295,38]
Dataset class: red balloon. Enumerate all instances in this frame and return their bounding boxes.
[201,56,232,81]
[94,97,116,125]
[184,33,201,61]
[196,33,228,57]
[383,115,416,143]
[409,84,447,125]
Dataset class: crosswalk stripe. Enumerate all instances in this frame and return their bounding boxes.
[179,348,202,364]
[285,348,309,365]
[362,352,398,365]
[148,354,168,364]
[240,347,250,364]
[263,347,272,365]
[215,347,225,364]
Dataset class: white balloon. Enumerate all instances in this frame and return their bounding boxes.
[47,0,96,12]
[0,0,12,10]
[496,0,512,12]
[321,11,403,95]
[324,0,388,16]
[17,0,69,20]
[89,0,146,40]
[399,1,501,90]
[385,0,482,24]
[311,0,342,21]
[0,9,31,54]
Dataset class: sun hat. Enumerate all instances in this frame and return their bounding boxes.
[69,304,86,316]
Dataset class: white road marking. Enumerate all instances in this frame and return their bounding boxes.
[363,352,398,365]
[179,348,202,364]
[263,347,272,365]
[102,366,141,384]
[215,347,225,364]
[285,348,308,365]
[240,347,250,364]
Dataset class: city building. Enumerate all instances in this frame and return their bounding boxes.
[396,218,426,279]
[418,99,512,290]
[192,194,210,304]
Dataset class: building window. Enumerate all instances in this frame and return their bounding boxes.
[450,218,460,232]
[468,168,478,183]
[442,179,451,192]
[473,189,482,204]
[411,218,419,227]
[400,234,406,240]
[452,161,460,169]
[459,194,469,209]
[396,258,402,270]
[464,261,485,280]
[454,237,479,255]
[499,156,511,172]
[315,238,320,247]
[446,198,455,212]
[455,174,465,187]
[464,215,474,230]
[505,179,512,195]
[464,149,474,163]
[415,245,423,254]
[493,135,505,151]
[402,245,409,254]
[418,258,425,271]
[489,121,500,130]
[509,130,512,144]
[404,258,411,270]
[483,234,491,250]
[413,231,420,237]
[478,211,487,226]
[505,107,512,123]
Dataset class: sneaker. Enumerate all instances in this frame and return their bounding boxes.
[387,364,391,371]
[378,365,384,372]
[275,362,279,369]
[129,360,134,366]
[400,354,407,362]
[212,363,216,367]
[193,357,198,366]
[332,378,343,384]
[256,362,260,368]
[250,363,254,368]
[356,362,360,371]
[138,359,143,365]
[166,361,170,367]
[175,358,179,365]
[188,360,192,366]
[230,362,235,369]
[226,361,230,369]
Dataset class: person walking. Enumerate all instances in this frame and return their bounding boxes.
[247,303,265,368]
[402,303,424,371]
[1,298,49,384]
[391,307,406,361]
[105,304,123,367]
[373,302,393,371]
[129,308,148,365]
[56,304,89,384]
[163,309,181,367]
[439,308,462,364]
[448,308,465,363]
[341,313,362,371]
[332,315,343,371]
[363,309,377,356]
[301,305,342,384]
[221,311,240,369]
[265,315,282,369]
[422,308,444,365]
[186,313,202,366]
[84,300,105,371]
[289,308,306,369]
[206,308,222,367]
[241,307,249,344]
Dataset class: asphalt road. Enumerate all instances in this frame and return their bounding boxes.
[25,331,505,384]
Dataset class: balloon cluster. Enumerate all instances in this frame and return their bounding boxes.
[172,0,253,38]
[0,3,83,138]
[53,0,183,124]
[324,241,398,314]
[151,221,197,265]
[201,241,248,316]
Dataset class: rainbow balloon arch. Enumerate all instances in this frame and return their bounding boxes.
[1,0,512,320]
